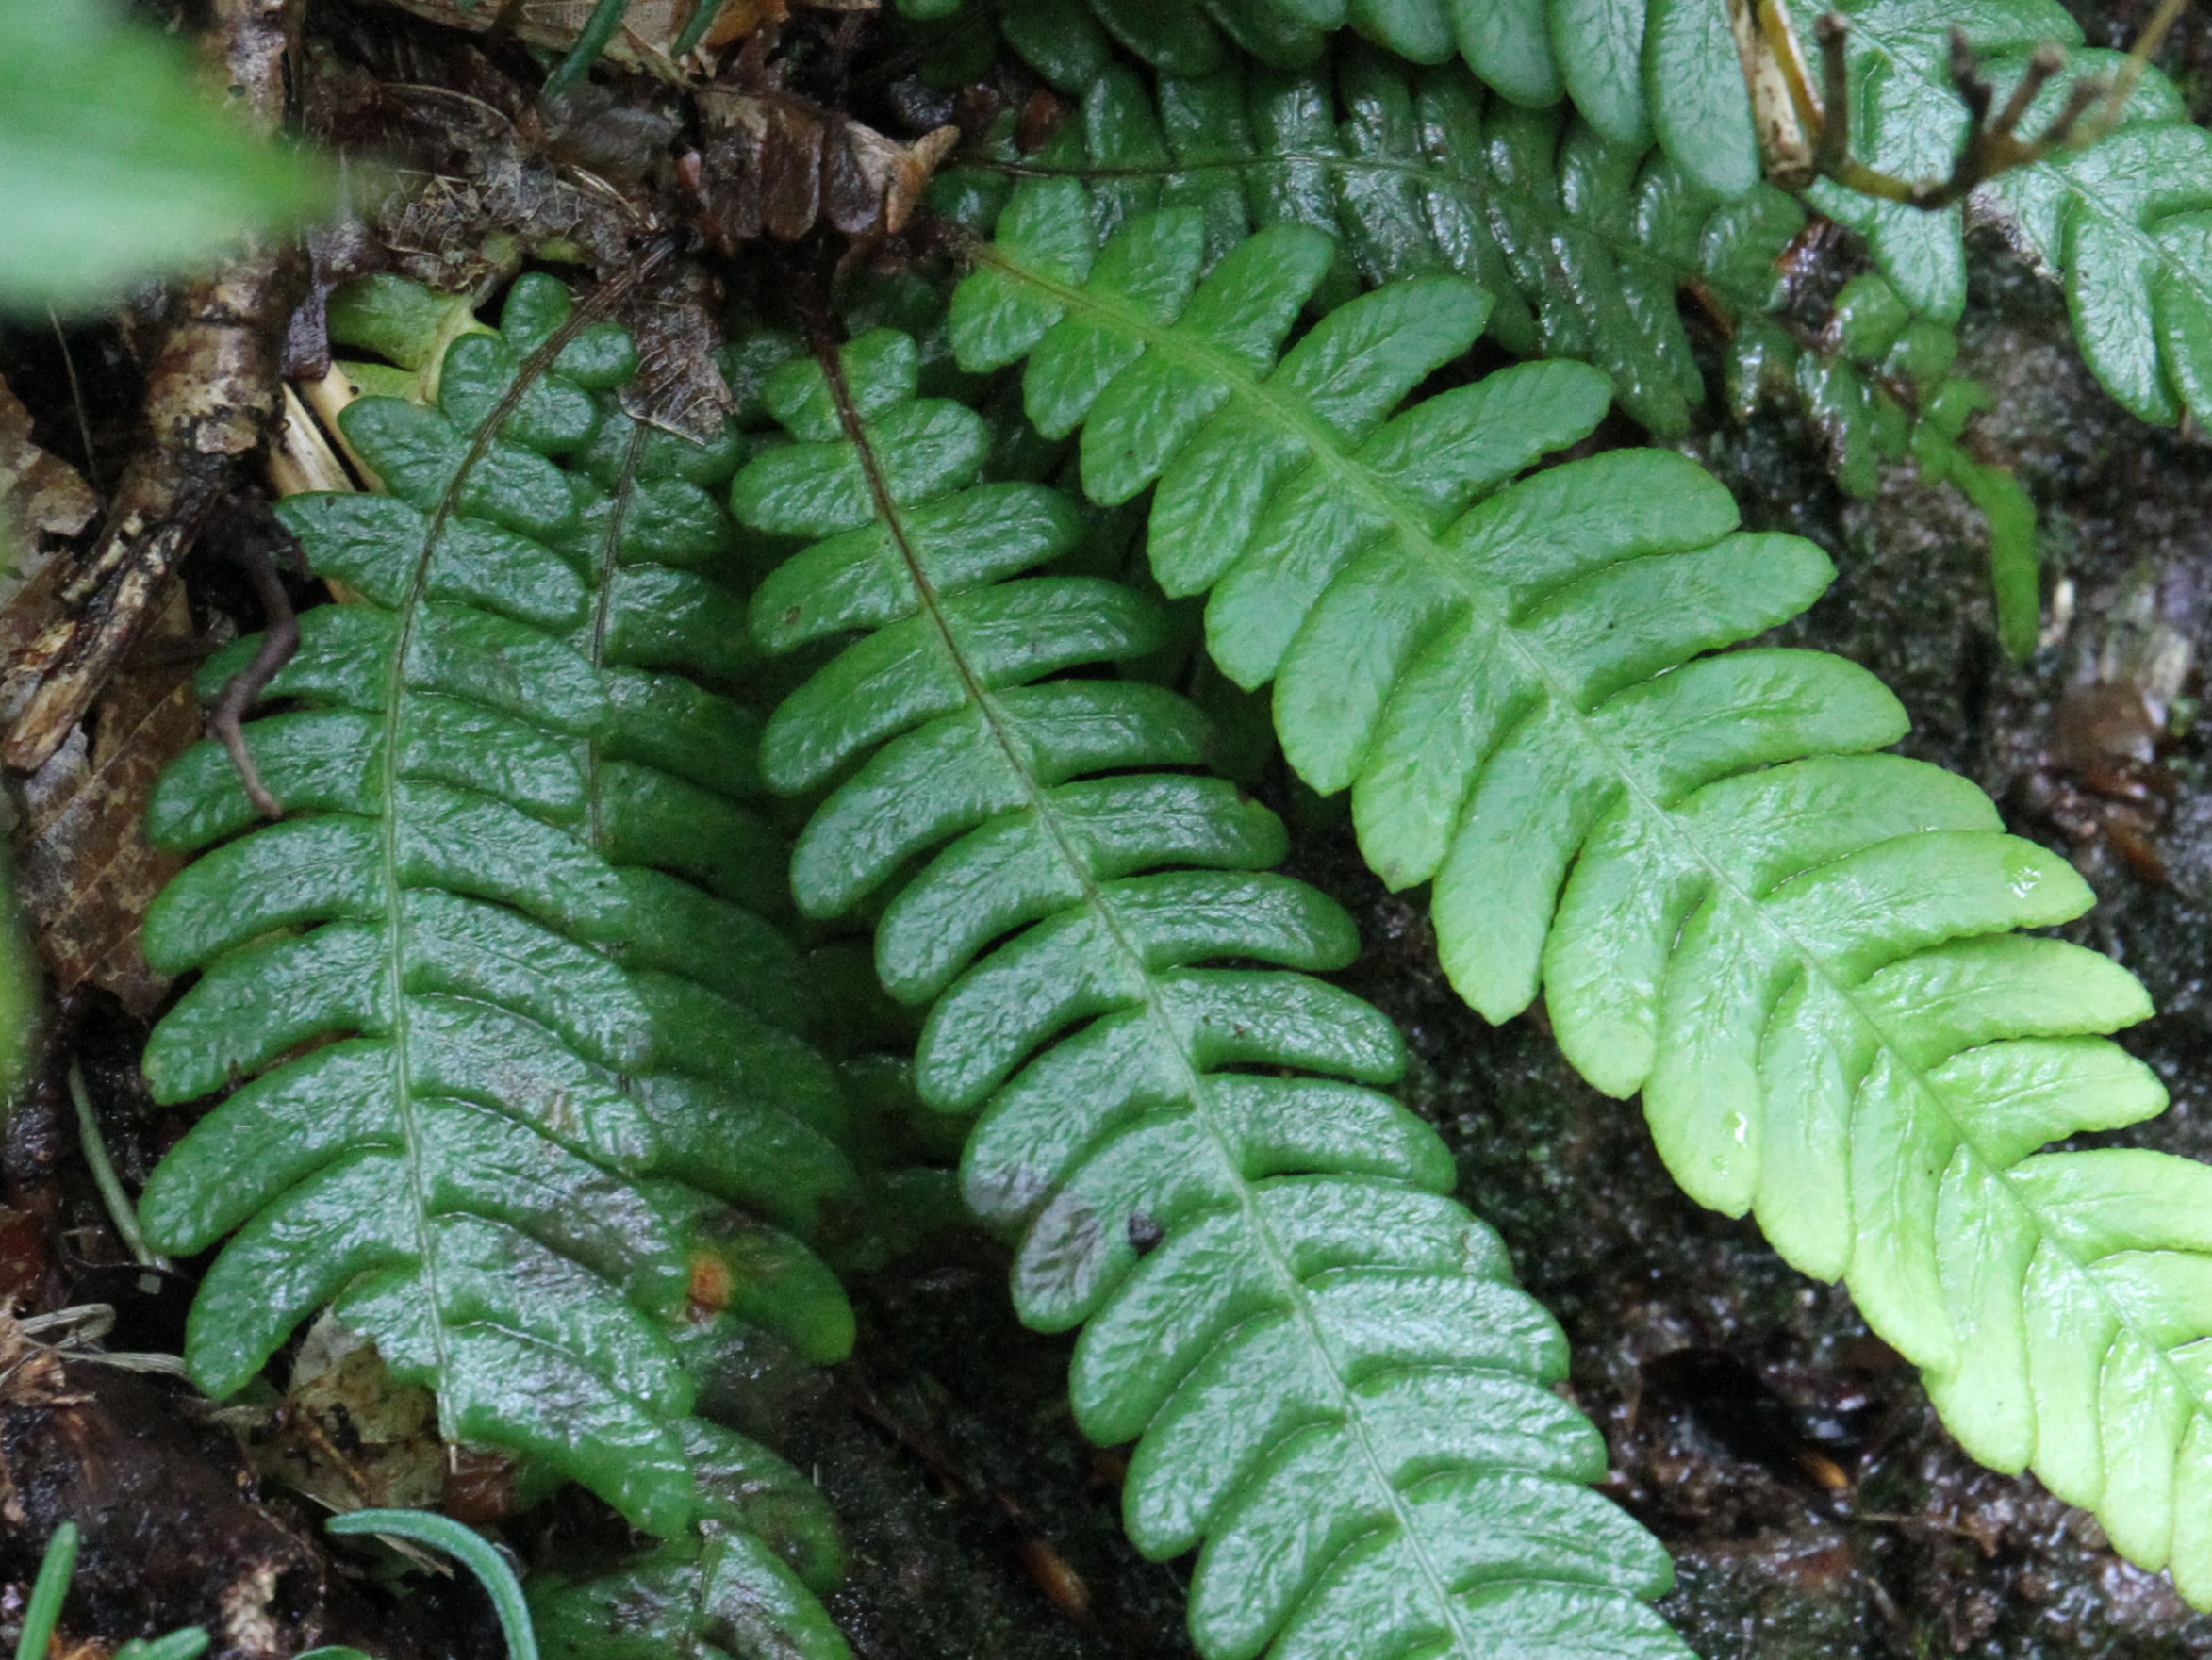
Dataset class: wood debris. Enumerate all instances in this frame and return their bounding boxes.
[692,90,958,245]
[2,0,305,778]
[371,0,872,82]
[6,578,198,1017]
[0,374,96,558]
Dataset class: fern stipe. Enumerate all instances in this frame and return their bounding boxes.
[732,325,1693,1660]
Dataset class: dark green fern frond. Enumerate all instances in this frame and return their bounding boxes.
[134,276,857,1537]
[531,1419,853,1660]
[955,14,1802,436]
[1730,271,2040,657]
[950,186,2212,1606]
[1645,0,2212,431]
[921,0,1577,120]
[732,326,1691,1660]
[1645,0,2212,418]
[902,0,1326,84]
[949,0,2212,438]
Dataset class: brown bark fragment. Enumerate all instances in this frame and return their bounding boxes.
[0,379,96,552]
[693,89,957,250]
[2,0,306,777]
[369,0,858,83]
[7,580,197,1019]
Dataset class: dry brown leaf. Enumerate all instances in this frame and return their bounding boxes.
[378,152,651,293]
[694,90,958,245]
[0,375,95,554]
[245,1315,448,1517]
[621,262,736,438]
[8,580,199,1017]
[373,0,861,81]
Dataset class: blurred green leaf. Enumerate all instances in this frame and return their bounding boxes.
[0,0,332,313]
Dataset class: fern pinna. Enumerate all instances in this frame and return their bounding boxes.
[952,179,2212,1606]
[730,325,1688,1660]
[530,1418,852,1660]
[131,274,857,1542]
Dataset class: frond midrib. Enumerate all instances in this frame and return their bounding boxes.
[366,306,632,1442]
[375,426,458,1401]
[973,238,2212,1502]
[582,424,652,855]
[997,140,1776,318]
[809,341,1532,1653]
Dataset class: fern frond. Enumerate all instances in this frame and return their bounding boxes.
[965,0,2212,437]
[958,0,1574,118]
[732,325,1690,1660]
[964,16,1803,436]
[962,25,2047,646]
[1646,0,2212,412]
[134,276,857,1537]
[950,189,2212,1605]
[1729,271,2040,657]
[531,1419,854,1660]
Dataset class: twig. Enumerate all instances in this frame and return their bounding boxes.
[206,534,300,819]
[1761,0,2192,208]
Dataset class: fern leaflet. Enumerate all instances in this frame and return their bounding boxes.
[951,185,2212,1606]
[134,275,857,1536]
[531,1419,854,1660]
[731,325,1690,1660]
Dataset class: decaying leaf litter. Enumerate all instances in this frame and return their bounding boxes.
[8,0,2212,1654]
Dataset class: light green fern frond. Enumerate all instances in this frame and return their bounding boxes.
[950,182,2212,1606]
[731,324,1692,1660]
